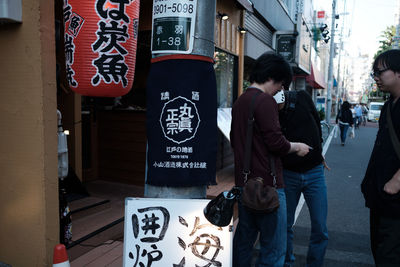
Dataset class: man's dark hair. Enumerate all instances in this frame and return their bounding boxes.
[373,49,400,73]
[249,52,293,87]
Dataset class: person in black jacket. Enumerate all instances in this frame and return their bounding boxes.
[335,101,353,146]
[361,49,400,266]
[279,90,329,267]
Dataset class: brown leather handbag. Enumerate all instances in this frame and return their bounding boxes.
[240,91,280,213]
[241,173,279,213]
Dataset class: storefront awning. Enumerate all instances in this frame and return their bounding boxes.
[306,64,326,89]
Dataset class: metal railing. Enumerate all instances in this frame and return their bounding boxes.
[320,120,331,144]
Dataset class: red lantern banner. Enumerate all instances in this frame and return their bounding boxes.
[63,0,139,97]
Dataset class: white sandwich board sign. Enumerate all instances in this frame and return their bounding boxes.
[123,198,233,267]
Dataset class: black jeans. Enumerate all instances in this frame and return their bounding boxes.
[370,210,400,267]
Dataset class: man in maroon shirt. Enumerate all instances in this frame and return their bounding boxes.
[231,52,310,267]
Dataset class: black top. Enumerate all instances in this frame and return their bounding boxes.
[361,97,400,218]
[336,108,353,125]
[279,90,324,172]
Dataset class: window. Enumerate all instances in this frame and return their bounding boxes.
[370,104,383,111]
[214,49,237,108]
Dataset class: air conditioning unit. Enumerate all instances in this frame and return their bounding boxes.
[0,0,22,24]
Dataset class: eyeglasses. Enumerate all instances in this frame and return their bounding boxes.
[370,68,390,78]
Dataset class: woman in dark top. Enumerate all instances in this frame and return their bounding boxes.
[336,101,353,145]
[279,90,329,267]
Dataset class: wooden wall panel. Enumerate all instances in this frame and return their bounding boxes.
[231,23,236,54]
[215,18,221,47]
[216,0,242,55]
[221,19,226,49]
[226,21,231,51]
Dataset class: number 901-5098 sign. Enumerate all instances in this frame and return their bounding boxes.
[151,0,197,54]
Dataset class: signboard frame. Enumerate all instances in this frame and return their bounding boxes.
[296,15,312,74]
[275,18,312,75]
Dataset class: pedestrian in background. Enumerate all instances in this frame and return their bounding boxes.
[230,52,310,267]
[279,90,329,267]
[361,49,400,266]
[335,101,353,146]
[354,103,363,128]
[361,103,368,126]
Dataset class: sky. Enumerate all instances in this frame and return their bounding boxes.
[315,0,399,57]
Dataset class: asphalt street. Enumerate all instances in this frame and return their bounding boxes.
[292,123,379,266]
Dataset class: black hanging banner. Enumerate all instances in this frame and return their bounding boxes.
[146,59,217,187]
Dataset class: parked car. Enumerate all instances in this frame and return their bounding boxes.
[367,102,384,122]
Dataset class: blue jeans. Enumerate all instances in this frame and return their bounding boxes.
[355,116,361,127]
[233,188,286,267]
[283,164,328,267]
[339,124,349,144]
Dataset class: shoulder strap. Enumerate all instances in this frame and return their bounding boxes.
[386,101,400,161]
[243,91,261,178]
[287,90,297,110]
[242,91,277,187]
[280,91,297,134]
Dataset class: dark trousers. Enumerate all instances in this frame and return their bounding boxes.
[339,124,349,144]
[370,210,400,267]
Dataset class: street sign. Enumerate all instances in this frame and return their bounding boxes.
[317,11,325,18]
[151,0,197,54]
[276,34,296,63]
[316,96,326,113]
